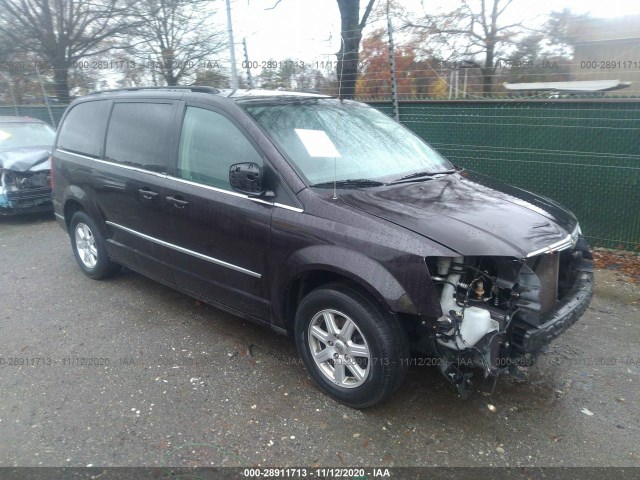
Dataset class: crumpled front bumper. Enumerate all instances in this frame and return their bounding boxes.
[512,268,594,353]
[0,173,52,215]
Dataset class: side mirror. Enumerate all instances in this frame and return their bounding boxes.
[229,162,273,198]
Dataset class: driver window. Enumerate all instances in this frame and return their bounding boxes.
[178,106,263,190]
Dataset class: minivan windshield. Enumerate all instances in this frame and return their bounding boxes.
[243,99,453,186]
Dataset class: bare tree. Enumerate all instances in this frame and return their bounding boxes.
[0,34,41,104]
[129,0,226,86]
[0,0,136,102]
[262,0,375,98]
[408,0,523,96]
[336,0,376,99]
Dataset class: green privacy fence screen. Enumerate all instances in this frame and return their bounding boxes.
[369,99,640,251]
[2,100,639,250]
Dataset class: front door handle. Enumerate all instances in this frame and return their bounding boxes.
[166,195,189,208]
[138,188,159,200]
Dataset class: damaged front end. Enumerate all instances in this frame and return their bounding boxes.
[0,148,53,215]
[420,226,594,398]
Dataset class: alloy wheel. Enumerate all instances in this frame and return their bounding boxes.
[74,222,98,269]
[307,309,371,388]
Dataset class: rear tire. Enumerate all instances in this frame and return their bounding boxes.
[69,211,120,280]
[294,283,409,408]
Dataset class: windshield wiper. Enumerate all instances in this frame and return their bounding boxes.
[311,179,385,189]
[387,169,456,185]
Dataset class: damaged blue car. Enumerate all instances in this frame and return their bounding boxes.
[0,116,55,214]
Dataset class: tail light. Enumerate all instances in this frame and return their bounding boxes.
[49,155,54,189]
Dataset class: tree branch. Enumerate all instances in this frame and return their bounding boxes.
[265,0,282,10]
[359,0,376,30]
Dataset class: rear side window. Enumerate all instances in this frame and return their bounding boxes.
[57,100,110,157]
[105,102,174,173]
[177,106,263,190]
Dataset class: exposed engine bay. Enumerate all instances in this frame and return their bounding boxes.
[417,234,594,398]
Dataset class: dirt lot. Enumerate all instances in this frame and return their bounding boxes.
[0,214,638,468]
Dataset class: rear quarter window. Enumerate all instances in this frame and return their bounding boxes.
[57,100,110,157]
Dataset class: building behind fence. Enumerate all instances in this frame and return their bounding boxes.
[2,99,639,251]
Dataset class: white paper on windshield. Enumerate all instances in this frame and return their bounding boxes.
[0,130,11,141]
[294,129,341,157]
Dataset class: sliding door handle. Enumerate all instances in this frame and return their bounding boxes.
[166,195,189,208]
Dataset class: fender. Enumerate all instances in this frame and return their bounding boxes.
[61,184,108,237]
[271,245,442,329]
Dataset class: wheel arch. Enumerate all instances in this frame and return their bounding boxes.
[273,246,421,334]
[63,198,84,232]
[62,185,106,236]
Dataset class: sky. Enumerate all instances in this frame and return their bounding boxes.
[230,0,640,66]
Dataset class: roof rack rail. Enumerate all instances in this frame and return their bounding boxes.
[89,86,220,95]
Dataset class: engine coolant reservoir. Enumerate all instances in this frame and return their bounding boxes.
[436,257,499,350]
[437,306,498,350]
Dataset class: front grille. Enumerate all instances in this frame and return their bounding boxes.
[526,224,580,258]
[7,187,51,201]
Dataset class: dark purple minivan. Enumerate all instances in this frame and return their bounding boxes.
[51,87,593,407]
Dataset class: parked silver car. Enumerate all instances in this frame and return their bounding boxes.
[0,116,55,214]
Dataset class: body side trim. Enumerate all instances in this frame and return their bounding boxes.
[105,220,262,278]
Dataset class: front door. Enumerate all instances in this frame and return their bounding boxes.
[163,104,272,321]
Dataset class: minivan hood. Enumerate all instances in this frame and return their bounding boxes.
[339,171,578,257]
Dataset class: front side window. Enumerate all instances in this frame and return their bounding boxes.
[105,102,174,172]
[177,106,263,190]
[243,98,453,186]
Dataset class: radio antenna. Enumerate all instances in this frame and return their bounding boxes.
[334,33,346,201]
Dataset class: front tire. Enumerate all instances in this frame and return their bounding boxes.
[294,283,409,408]
[69,211,120,279]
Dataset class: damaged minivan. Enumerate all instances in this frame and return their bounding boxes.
[52,87,594,407]
[0,116,55,214]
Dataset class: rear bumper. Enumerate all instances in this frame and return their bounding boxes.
[53,200,67,229]
[514,269,594,353]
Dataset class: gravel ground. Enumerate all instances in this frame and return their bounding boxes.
[0,213,638,468]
